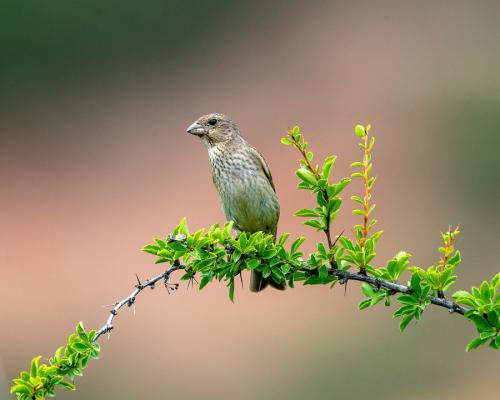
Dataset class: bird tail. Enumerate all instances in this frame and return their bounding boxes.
[250,270,286,292]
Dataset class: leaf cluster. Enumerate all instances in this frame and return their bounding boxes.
[358,251,412,310]
[143,216,346,302]
[410,227,461,296]
[11,323,99,399]
[453,274,500,350]
[282,126,350,237]
[340,124,382,273]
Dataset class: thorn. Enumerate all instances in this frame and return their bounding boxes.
[164,282,179,294]
[332,230,345,247]
[135,274,143,288]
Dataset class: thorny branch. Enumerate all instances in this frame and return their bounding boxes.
[324,268,466,315]
[93,263,185,342]
[93,259,466,344]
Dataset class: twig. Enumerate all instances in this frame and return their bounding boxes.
[93,263,185,342]
[290,133,334,249]
[325,268,467,315]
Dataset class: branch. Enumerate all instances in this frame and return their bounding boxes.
[324,268,467,315]
[93,262,185,342]
[93,258,466,346]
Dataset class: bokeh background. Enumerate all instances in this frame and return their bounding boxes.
[1,1,499,399]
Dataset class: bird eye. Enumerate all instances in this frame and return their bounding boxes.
[208,118,217,126]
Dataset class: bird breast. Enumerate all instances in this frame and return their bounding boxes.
[208,146,279,234]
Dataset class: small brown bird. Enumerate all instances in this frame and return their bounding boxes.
[187,113,284,291]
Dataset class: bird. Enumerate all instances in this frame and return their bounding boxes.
[186,113,284,291]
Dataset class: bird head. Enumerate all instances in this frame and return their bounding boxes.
[186,113,239,146]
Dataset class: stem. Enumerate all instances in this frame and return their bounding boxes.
[311,267,466,315]
[361,133,371,248]
[93,263,185,342]
[437,225,455,298]
[290,134,334,250]
[93,259,468,345]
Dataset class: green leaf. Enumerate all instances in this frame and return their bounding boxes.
[359,299,372,310]
[355,124,366,137]
[397,295,419,305]
[351,195,363,205]
[294,208,318,217]
[399,314,414,332]
[487,311,499,329]
[452,290,477,307]
[291,237,305,254]
[30,356,41,378]
[493,336,500,350]
[321,156,336,179]
[154,238,167,248]
[246,258,260,270]
[169,241,186,252]
[261,249,277,260]
[142,245,159,255]
[76,322,87,340]
[479,331,497,340]
[410,274,422,297]
[177,217,189,236]
[296,168,317,186]
[199,274,211,290]
[304,219,323,230]
[10,384,31,395]
[228,277,235,303]
[480,281,491,302]
[271,268,286,284]
[361,283,375,297]
[467,314,492,332]
[466,336,488,351]
[330,178,350,196]
[72,341,89,352]
[394,304,416,317]
[58,380,77,390]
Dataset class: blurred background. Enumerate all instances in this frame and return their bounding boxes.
[1,1,499,399]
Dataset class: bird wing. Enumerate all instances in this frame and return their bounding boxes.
[249,147,276,192]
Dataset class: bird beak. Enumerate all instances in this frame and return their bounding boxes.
[186,122,206,136]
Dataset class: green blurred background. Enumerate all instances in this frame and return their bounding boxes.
[1,1,499,399]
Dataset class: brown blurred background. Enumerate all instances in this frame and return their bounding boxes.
[1,1,499,399]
